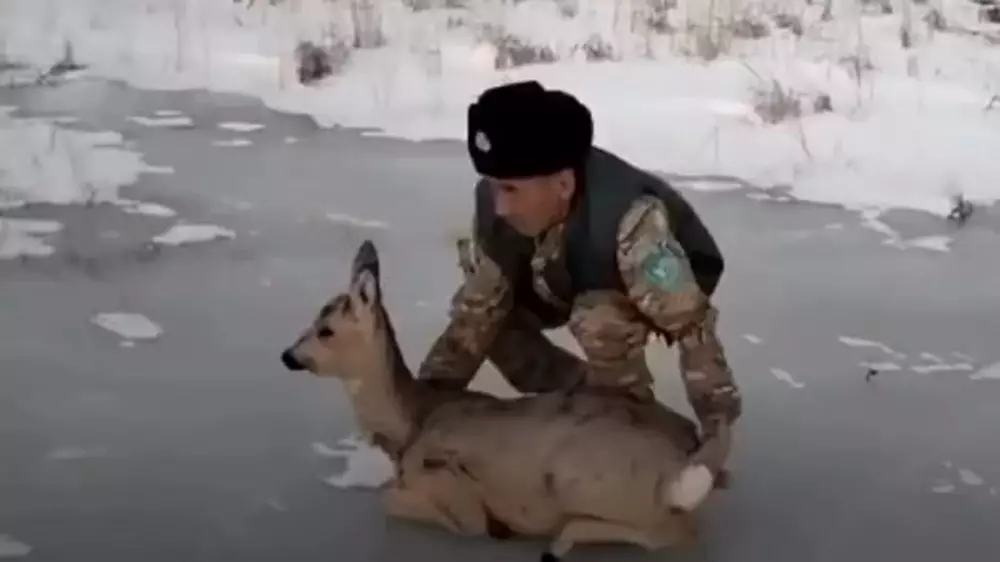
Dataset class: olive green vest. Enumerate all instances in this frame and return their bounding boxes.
[474,147,724,328]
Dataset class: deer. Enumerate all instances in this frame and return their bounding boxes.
[280,240,732,561]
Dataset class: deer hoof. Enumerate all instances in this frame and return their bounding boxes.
[540,552,560,562]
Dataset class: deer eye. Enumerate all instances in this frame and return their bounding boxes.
[316,326,333,339]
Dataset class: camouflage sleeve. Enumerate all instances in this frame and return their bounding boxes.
[415,222,513,391]
[616,196,742,430]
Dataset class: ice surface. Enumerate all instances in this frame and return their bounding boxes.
[46,446,114,460]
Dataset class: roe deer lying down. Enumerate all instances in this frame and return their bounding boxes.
[280,240,731,561]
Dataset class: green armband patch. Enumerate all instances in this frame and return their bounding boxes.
[640,242,683,290]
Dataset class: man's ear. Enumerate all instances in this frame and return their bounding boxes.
[555,168,576,200]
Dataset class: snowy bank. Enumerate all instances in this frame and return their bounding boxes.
[3,0,1000,217]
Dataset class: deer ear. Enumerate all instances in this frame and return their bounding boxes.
[351,239,380,287]
[354,268,379,307]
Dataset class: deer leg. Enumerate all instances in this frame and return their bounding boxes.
[541,517,664,561]
[382,473,488,537]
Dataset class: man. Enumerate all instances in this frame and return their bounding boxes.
[417,80,741,439]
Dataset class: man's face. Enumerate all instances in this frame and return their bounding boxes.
[488,169,575,237]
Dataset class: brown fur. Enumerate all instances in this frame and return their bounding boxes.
[281,241,731,560]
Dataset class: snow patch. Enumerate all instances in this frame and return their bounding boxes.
[858,210,953,253]
[837,336,906,359]
[910,363,974,375]
[860,361,901,372]
[46,445,113,460]
[211,138,253,147]
[126,115,193,128]
[115,198,177,217]
[152,223,236,246]
[324,211,389,229]
[741,334,763,344]
[217,121,264,133]
[0,218,62,259]
[0,535,31,558]
[90,312,163,341]
[930,482,956,494]
[283,136,298,144]
[891,236,952,253]
[154,110,183,117]
[770,368,805,389]
[970,361,1000,381]
[958,468,985,487]
[314,435,393,489]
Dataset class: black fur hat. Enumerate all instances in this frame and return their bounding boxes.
[466,80,594,179]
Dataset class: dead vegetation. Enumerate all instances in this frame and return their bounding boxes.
[280,240,731,561]
[294,40,350,85]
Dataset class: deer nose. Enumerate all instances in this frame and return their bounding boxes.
[281,349,305,371]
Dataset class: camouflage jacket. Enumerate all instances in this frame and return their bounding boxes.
[417,195,742,429]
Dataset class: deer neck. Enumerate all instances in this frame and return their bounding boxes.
[343,314,421,458]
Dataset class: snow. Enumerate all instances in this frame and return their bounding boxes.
[837,335,907,359]
[0,218,62,259]
[45,445,114,460]
[127,115,194,128]
[91,312,163,341]
[152,223,236,246]
[0,535,31,559]
[211,138,253,147]
[769,367,805,389]
[313,435,394,489]
[324,211,389,229]
[217,121,264,133]
[2,0,1000,221]
[958,468,985,486]
[116,198,178,218]
[970,361,1000,381]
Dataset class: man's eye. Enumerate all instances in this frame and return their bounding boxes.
[317,327,333,339]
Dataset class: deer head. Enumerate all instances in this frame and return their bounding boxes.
[280,240,385,380]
